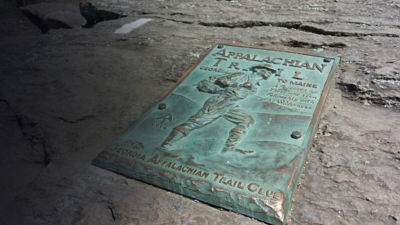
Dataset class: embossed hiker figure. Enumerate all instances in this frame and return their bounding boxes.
[161,65,280,155]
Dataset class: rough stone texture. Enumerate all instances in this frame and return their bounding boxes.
[0,0,399,225]
[20,2,86,29]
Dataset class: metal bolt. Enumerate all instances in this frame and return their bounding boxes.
[217,44,224,49]
[323,58,331,63]
[158,103,167,110]
[291,131,302,139]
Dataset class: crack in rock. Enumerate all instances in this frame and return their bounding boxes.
[108,204,116,221]
[15,114,50,166]
[0,99,10,111]
[299,24,399,37]
[196,20,400,37]
[282,39,347,49]
[58,115,96,124]
[198,20,301,29]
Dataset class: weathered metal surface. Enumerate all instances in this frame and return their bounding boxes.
[93,44,340,225]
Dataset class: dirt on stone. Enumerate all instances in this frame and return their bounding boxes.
[0,0,399,225]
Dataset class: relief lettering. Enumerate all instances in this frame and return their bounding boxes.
[213,57,227,67]
[313,62,326,73]
[228,62,240,70]
[292,71,303,80]
[271,57,282,64]
[300,62,312,70]
[248,182,260,192]
[213,48,227,57]
[213,172,224,182]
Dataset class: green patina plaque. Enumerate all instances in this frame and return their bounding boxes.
[93,44,340,224]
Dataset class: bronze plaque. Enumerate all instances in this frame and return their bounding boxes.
[93,44,340,224]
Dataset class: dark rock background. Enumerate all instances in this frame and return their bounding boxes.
[0,0,399,224]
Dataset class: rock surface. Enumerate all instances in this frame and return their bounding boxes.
[20,2,86,32]
[0,0,399,225]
